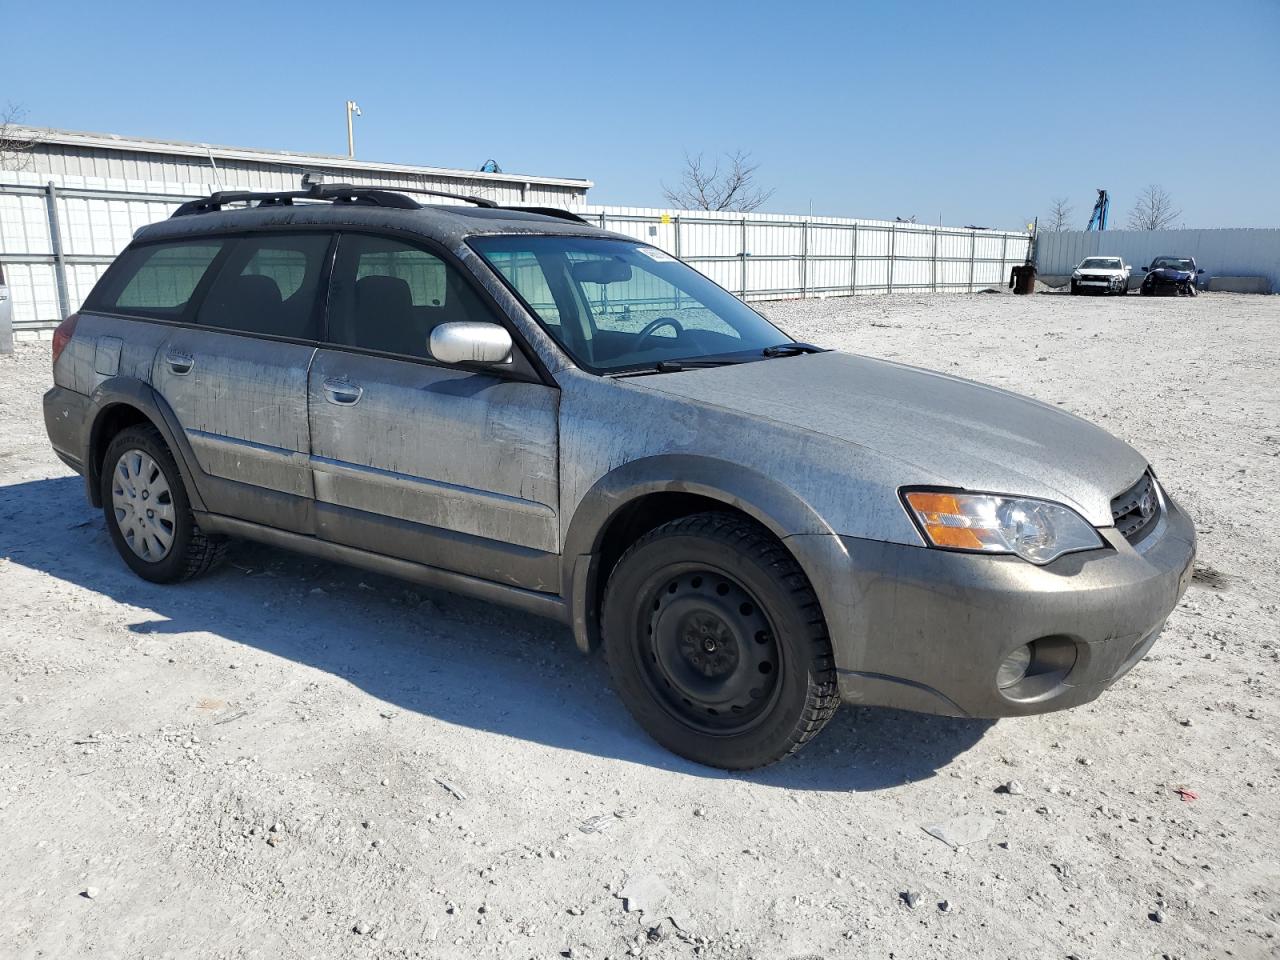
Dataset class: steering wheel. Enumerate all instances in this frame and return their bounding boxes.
[634,316,684,350]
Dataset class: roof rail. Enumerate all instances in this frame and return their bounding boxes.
[171,183,422,217]
[501,206,590,224]
[374,185,498,208]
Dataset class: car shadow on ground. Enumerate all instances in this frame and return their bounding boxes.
[2,474,994,792]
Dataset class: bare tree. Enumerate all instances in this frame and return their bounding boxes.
[1127,184,1180,231]
[1046,197,1074,232]
[662,150,775,212]
[0,103,42,171]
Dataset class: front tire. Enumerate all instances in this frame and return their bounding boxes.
[1070,280,1080,295]
[101,425,226,584]
[602,512,838,769]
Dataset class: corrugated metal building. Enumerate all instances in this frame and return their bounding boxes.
[7,126,593,206]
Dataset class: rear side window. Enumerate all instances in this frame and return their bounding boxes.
[326,234,496,359]
[196,234,331,340]
[91,241,226,319]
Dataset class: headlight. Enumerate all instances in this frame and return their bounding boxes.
[902,490,1103,565]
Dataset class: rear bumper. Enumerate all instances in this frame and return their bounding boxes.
[43,385,89,475]
[788,493,1196,718]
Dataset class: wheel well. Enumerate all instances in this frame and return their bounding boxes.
[88,404,153,505]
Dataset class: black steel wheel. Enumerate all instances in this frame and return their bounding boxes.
[640,565,782,734]
[602,512,838,769]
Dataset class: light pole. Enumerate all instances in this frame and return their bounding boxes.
[345,100,362,158]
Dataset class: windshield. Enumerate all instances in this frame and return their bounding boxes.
[469,236,791,373]
[1151,257,1194,270]
[1080,258,1122,269]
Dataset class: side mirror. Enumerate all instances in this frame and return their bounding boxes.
[1196,268,1205,274]
[1141,265,1149,271]
[429,322,513,366]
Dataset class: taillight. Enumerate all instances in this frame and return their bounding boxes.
[51,313,79,368]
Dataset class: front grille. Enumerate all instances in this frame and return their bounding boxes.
[1081,274,1111,282]
[1111,472,1161,543]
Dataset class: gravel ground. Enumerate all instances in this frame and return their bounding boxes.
[1,291,1277,960]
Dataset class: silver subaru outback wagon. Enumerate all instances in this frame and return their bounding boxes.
[42,184,1196,769]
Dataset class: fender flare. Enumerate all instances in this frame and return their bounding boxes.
[82,377,206,511]
[560,454,835,654]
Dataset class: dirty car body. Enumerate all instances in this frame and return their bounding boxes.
[42,187,1196,768]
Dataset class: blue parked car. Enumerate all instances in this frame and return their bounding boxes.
[1140,256,1204,296]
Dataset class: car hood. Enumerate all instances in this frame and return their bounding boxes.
[1148,267,1193,280]
[634,351,1147,526]
[1077,266,1126,274]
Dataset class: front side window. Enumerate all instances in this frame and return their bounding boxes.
[94,241,226,319]
[469,236,790,373]
[326,234,496,360]
[196,234,330,339]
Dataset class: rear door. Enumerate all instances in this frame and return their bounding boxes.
[307,232,560,590]
[151,232,333,533]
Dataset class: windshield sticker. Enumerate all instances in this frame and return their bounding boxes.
[636,246,676,263]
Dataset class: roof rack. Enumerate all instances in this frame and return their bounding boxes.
[172,182,423,217]
[170,181,590,226]
[500,206,590,224]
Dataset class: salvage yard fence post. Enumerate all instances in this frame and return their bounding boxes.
[44,183,71,321]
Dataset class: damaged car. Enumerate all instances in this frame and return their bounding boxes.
[1140,256,1204,296]
[1070,256,1130,295]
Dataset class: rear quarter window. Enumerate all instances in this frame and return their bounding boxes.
[89,241,226,319]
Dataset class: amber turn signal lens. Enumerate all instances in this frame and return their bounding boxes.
[903,491,992,550]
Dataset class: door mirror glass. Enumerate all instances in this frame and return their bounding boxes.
[430,322,513,366]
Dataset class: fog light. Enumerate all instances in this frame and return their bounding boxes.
[997,644,1033,689]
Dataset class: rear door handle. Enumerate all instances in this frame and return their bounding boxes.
[165,351,194,375]
[322,378,363,406]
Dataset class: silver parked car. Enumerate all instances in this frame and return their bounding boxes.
[43,184,1196,769]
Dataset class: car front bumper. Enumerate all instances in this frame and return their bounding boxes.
[786,492,1196,718]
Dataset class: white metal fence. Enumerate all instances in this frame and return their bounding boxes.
[0,172,1030,337]
[582,206,1030,303]
[1035,228,1280,293]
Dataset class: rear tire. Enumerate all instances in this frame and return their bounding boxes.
[101,424,226,584]
[602,512,838,769]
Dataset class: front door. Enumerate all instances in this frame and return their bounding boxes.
[151,232,332,532]
[307,233,560,591]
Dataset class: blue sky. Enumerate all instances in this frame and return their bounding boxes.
[4,0,1277,229]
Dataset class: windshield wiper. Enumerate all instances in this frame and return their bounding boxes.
[609,356,758,378]
[761,342,827,357]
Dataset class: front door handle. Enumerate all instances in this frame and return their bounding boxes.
[165,351,194,375]
[322,378,364,406]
